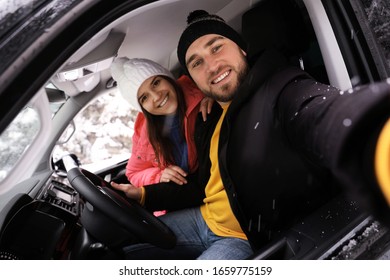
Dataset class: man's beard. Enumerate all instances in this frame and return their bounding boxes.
[203,59,249,103]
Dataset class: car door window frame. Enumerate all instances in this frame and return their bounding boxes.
[321,0,390,86]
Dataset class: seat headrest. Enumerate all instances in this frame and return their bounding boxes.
[242,0,311,60]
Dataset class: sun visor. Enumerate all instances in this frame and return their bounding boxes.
[52,31,125,95]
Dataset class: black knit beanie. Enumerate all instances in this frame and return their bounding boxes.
[177,10,247,73]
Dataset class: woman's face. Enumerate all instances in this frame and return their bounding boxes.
[137,76,178,115]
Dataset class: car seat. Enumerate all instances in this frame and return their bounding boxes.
[241,0,329,84]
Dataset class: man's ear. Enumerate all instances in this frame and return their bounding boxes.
[241,49,247,57]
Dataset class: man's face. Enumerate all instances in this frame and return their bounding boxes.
[185,34,249,104]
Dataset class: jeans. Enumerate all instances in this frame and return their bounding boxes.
[122,207,253,260]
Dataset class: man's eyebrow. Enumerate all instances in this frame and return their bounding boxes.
[186,36,225,67]
[206,35,225,47]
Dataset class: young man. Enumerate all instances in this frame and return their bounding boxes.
[114,10,390,260]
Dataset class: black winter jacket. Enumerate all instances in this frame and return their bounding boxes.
[144,49,390,250]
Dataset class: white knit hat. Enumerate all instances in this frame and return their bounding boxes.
[110,57,174,111]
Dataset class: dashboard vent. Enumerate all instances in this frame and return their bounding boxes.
[45,195,78,215]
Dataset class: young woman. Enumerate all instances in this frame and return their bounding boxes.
[110,57,210,191]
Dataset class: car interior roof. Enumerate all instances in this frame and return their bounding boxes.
[51,0,260,95]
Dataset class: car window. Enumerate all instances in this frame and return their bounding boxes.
[0,107,40,182]
[53,90,137,171]
[355,0,390,77]
[360,0,390,62]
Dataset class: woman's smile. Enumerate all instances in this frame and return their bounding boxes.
[158,94,169,108]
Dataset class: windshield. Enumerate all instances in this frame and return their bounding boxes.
[0,0,35,20]
[53,90,136,172]
[0,0,81,75]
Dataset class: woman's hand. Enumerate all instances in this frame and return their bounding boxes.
[199,97,213,121]
[110,181,142,202]
[160,165,188,185]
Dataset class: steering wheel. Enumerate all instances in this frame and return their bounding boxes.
[63,155,176,249]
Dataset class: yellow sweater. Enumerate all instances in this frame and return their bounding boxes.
[375,118,390,205]
[200,103,247,240]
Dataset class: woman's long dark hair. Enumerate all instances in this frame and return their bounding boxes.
[140,76,187,167]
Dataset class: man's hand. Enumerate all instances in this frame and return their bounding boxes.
[110,181,142,201]
[160,165,188,185]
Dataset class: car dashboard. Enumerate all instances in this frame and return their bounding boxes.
[0,172,83,260]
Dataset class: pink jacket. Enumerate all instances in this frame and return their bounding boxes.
[125,75,204,187]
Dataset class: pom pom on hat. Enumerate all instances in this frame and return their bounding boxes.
[177,10,246,73]
[110,57,174,111]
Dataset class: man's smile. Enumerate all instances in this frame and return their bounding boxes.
[212,70,231,84]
